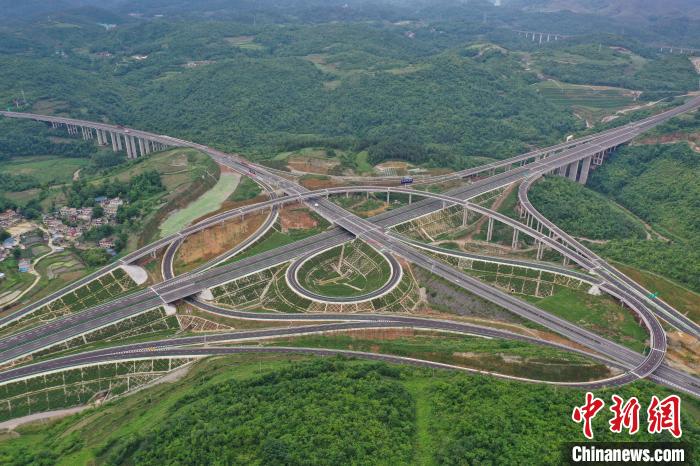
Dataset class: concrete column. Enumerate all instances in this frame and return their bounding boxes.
[386,191,390,204]
[116,133,123,151]
[130,136,138,158]
[138,138,146,157]
[408,193,412,205]
[563,256,570,266]
[536,241,544,260]
[578,156,592,185]
[96,130,102,145]
[462,207,469,228]
[144,139,151,155]
[111,132,118,152]
[511,229,519,250]
[125,137,133,158]
[486,217,494,242]
[567,161,578,181]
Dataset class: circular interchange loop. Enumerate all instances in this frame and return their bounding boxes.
[286,241,403,304]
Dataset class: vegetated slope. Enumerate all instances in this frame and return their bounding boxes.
[533,43,698,99]
[528,176,646,240]
[505,0,700,20]
[0,357,697,465]
[0,18,583,167]
[588,143,700,292]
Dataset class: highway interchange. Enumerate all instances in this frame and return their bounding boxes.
[0,95,699,408]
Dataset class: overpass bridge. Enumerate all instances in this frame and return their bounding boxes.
[1,96,700,400]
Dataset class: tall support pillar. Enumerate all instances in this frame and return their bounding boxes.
[129,136,138,158]
[536,240,544,260]
[462,207,469,228]
[111,132,118,152]
[144,139,151,155]
[578,156,592,185]
[138,138,146,157]
[116,133,123,151]
[567,161,578,181]
[511,229,519,250]
[386,191,390,204]
[408,193,412,205]
[125,136,133,158]
[563,256,570,266]
[486,217,494,242]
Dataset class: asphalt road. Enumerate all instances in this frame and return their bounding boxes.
[1,96,698,397]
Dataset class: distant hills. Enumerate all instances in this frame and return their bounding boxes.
[503,0,700,20]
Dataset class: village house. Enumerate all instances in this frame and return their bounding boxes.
[101,198,124,217]
[0,209,20,229]
[98,238,115,249]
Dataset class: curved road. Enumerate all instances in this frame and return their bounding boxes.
[284,243,403,304]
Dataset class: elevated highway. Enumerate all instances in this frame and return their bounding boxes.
[1,95,699,402]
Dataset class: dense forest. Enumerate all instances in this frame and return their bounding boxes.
[586,142,700,291]
[1,2,698,169]
[528,176,647,240]
[589,143,700,242]
[531,141,700,292]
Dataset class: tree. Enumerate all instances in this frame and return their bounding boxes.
[0,229,9,242]
[80,248,111,267]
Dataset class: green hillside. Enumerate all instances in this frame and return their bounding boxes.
[528,176,647,240]
[0,356,696,465]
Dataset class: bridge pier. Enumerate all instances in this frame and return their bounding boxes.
[567,161,578,181]
[116,133,123,151]
[138,138,146,157]
[536,240,544,260]
[386,191,390,204]
[578,156,592,185]
[110,132,118,152]
[125,136,133,158]
[462,207,469,228]
[144,139,151,155]
[408,193,412,205]
[511,229,519,250]
[486,217,494,242]
[130,136,139,158]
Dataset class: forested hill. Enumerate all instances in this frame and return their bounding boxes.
[0,1,698,168]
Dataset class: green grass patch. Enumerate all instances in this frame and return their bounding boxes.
[297,241,392,298]
[159,172,240,237]
[0,156,89,186]
[525,288,648,352]
[228,175,262,202]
